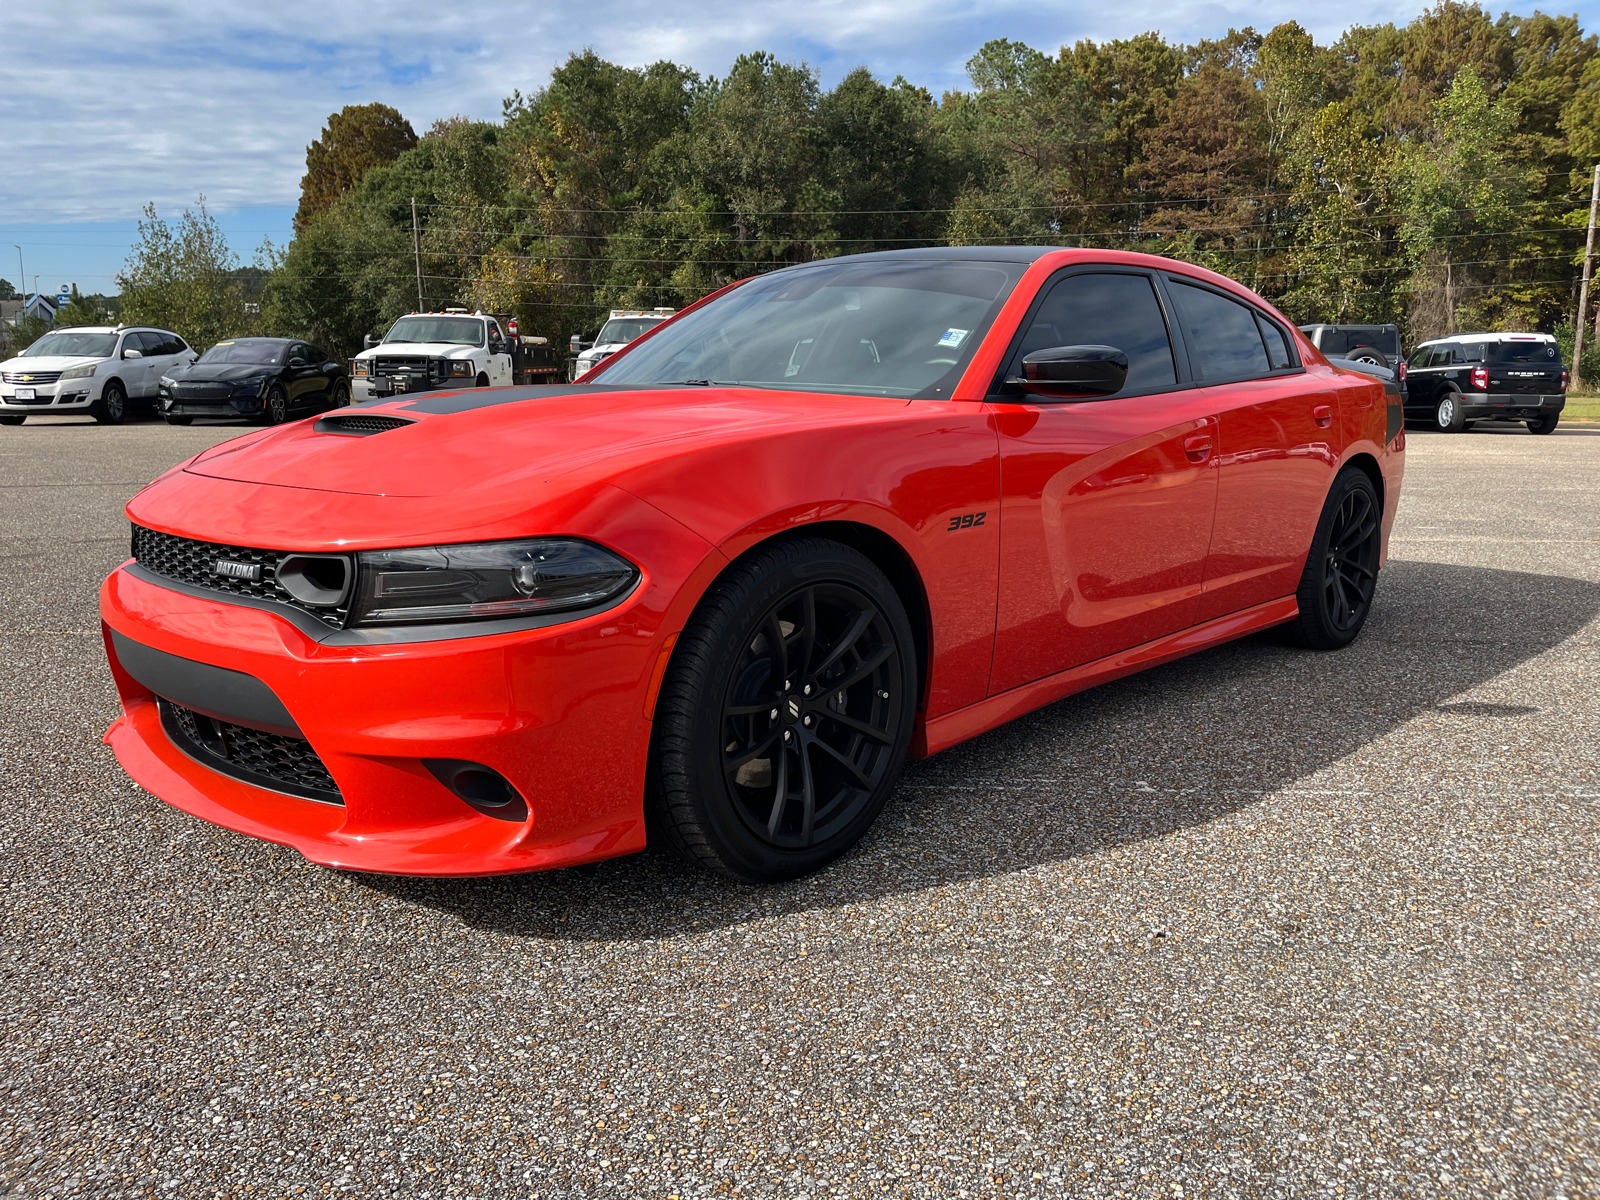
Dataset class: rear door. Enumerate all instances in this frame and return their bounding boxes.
[988,267,1219,694]
[134,331,173,397]
[1163,278,1342,621]
[285,343,319,409]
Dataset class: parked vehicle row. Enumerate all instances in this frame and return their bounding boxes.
[0,326,195,425]
[1403,332,1567,434]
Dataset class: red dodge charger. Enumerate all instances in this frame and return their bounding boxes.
[100,248,1404,882]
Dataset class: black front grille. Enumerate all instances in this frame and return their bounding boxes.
[130,525,348,628]
[160,700,342,804]
[313,414,414,435]
[172,381,235,399]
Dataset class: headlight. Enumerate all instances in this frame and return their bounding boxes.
[349,538,638,626]
[448,361,473,377]
[158,376,174,392]
[60,363,97,380]
[234,377,269,396]
[352,360,369,377]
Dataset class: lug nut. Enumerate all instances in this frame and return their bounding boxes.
[783,730,792,742]
[770,708,778,720]
[803,684,812,696]
[802,715,812,727]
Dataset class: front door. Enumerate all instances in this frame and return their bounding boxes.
[989,269,1219,695]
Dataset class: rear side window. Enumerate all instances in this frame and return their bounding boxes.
[1257,316,1292,369]
[1169,281,1271,381]
[1008,272,1177,395]
[1319,329,1350,355]
[136,331,168,355]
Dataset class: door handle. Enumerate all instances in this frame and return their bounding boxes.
[1313,404,1333,428]
[1182,433,1213,462]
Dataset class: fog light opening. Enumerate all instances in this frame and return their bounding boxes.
[422,758,529,822]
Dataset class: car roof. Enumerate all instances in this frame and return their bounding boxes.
[1419,331,1554,345]
[788,246,1062,266]
[211,336,293,344]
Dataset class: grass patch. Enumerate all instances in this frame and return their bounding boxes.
[1562,394,1600,421]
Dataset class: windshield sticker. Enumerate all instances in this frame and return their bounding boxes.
[938,328,969,349]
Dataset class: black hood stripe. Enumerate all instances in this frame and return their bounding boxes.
[379,383,686,416]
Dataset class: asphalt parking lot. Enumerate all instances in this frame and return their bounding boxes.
[2,411,1598,1199]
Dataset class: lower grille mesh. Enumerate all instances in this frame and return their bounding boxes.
[161,700,343,804]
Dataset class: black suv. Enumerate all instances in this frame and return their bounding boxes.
[1403,333,1567,435]
[1298,324,1403,369]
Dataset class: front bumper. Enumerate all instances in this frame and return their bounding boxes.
[100,564,664,875]
[0,381,94,409]
[161,395,262,418]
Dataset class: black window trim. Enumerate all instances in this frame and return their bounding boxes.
[987,263,1193,404]
[1162,273,1304,386]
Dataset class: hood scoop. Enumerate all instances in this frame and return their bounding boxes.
[313,413,416,437]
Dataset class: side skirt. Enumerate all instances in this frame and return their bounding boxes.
[913,595,1299,758]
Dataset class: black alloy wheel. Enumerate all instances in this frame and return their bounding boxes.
[652,536,917,882]
[263,384,289,425]
[92,381,127,425]
[330,381,351,409]
[0,414,24,426]
[1434,391,1465,433]
[1528,412,1560,435]
[1285,468,1383,650]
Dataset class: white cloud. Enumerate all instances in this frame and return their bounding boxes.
[2,0,1586,225]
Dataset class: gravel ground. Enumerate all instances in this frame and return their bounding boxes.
[2,412,1598,1199]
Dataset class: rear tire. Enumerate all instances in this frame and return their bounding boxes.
[651,536,917,882]
[1285,468,1382,651]
[1434,391,1465,433]
[0,414,25,426]
[92,381,127,425]
[1527,412,1559,435]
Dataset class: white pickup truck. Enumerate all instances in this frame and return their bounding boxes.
[569,308,676,380]
[350,310,514,400]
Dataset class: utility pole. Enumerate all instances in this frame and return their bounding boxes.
[1574,164,1600,391]
[411,197,425,313]
[11,245,23,303]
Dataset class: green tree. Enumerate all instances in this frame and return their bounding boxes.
[116,197,249,350]
[0,278,16,301]
[294,104,418,234]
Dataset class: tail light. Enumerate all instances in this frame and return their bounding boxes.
[1471,366,1489,390]
[1396,361,1407,382]
[1561,368,1570,392]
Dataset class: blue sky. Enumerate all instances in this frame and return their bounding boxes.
[4,0,1590,296]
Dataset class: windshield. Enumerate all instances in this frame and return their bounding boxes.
[595,318,664,346]
[1489,340,1559,364]
[200,341,284,365]
[21,332,117,358]
[593,260,1023,398]
[383,316,484,347]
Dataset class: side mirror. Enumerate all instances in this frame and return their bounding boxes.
[569,334,583,356]
[1009,345,1129,398]
[363,334,380,351]
[123,347,143,360]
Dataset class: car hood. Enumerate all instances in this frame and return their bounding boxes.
[356,342,481,358]
[2,355,105,372]
[178,383,907,504]
[170,363,280,382]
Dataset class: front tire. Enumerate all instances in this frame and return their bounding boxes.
[476,373,490,388]
[651,536,917,882]
[1285,468,1383,651]
[1435,391,1465,433]
[1528,412,1559,435]
[262,384,289,425]
[92,381,127,425]
[330,381,351,409]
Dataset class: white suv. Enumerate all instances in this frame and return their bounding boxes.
[350,310,514,401]
[0,325,195,426]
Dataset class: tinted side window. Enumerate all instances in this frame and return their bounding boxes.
[1429,348,1452,368]
[1169,281,1271,381]
[1010,272,1176,394]
[1320,329,1350,355]
[288,344,308,363]
[137,331,168,355]
[308,346,327,363]
[1257,315,1292,369]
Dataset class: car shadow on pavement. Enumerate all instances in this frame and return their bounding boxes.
[357,559,1600,941]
